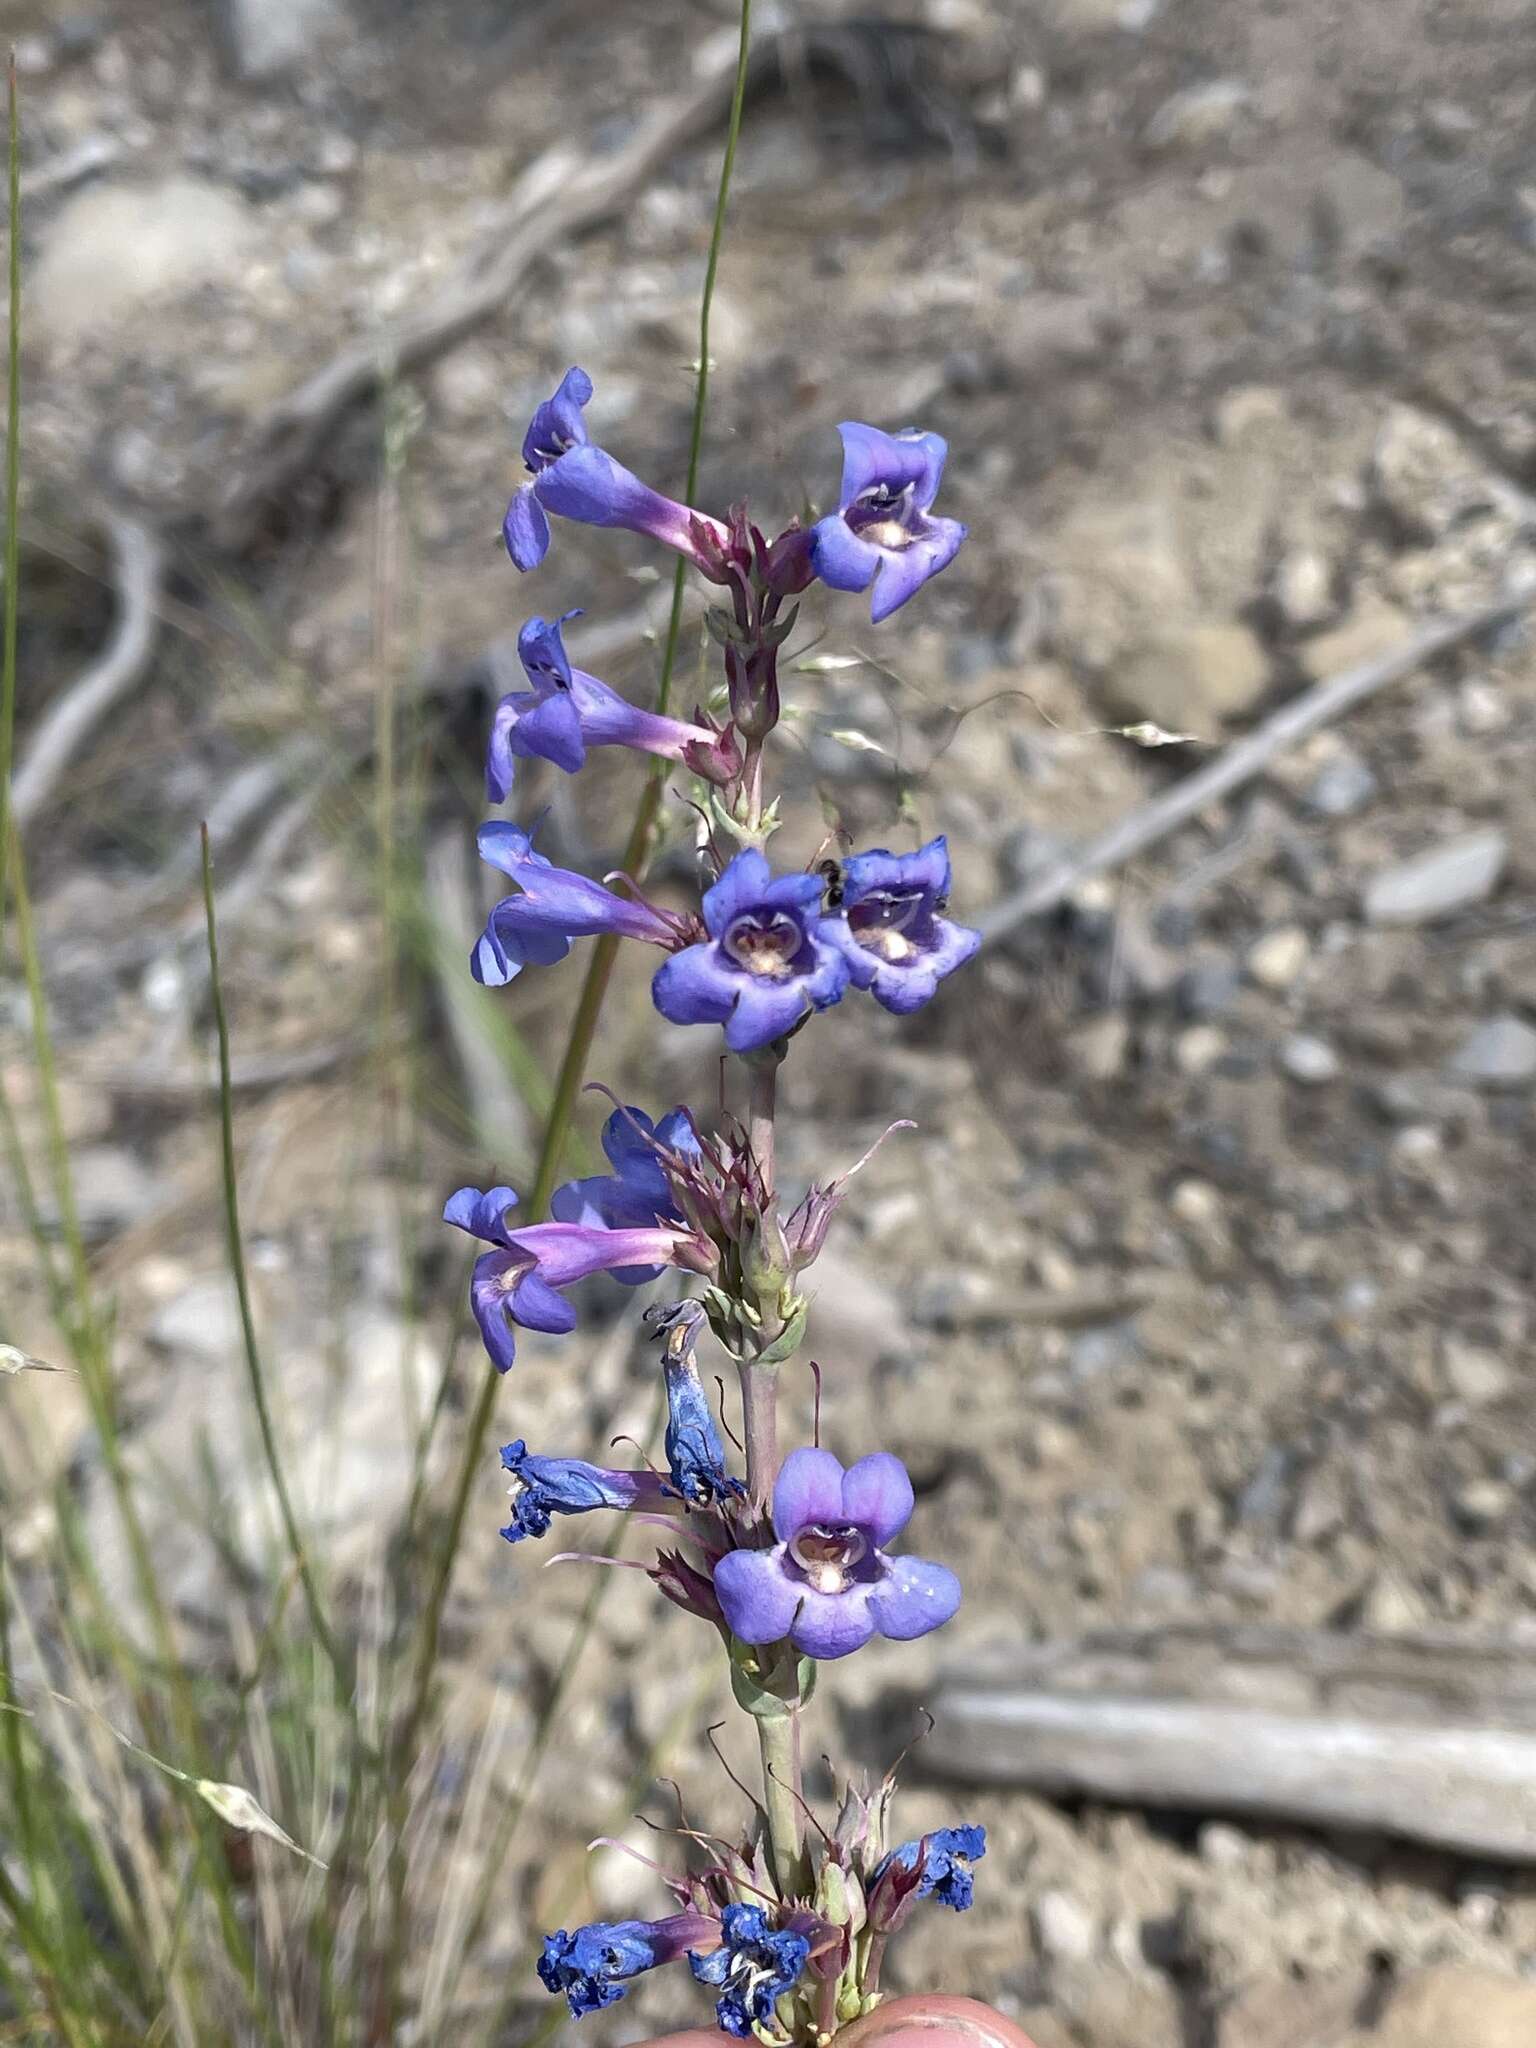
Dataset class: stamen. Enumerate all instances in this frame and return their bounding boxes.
[790,1522,869,1595]
[723,909,804,979]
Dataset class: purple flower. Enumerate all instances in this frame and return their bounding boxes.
[712,1447,961,1661]
[538,1910,717,2018]
[809,422,967,623]
[651,850,850,1054]
[487,612,738,800]
[826,836,980,1015]
[443,1183,708,1373]
[869,1826,986,1923]
[471,821,683,989]
[504,366,730,574]
[688,1903,810,2039]
[498,1438,673,1545]
[551,1104,700,1282]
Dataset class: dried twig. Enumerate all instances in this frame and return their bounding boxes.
[976,590,1533,949]
[11,511,165,828]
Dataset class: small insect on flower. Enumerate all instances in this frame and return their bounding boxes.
[824,836,980,1016]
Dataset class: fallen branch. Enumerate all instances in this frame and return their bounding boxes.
[928,1624,1536,1861]
[11,512,165,829]
[976,590,1533,949]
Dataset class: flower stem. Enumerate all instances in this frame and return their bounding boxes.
[748,1047,777,1200]
[737,1354,779,1515]
[755,1702,806,1899]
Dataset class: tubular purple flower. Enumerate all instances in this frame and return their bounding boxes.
[472,821,683,988]
[538,1910,719,2018]
[443,1183,711,1373]
[487,612,738,801]
[809,421,967,623]
[498,1438,674,1544]
[503,366,731,575]
[651,849,851,1054]
[551,1104,701,1281]
[825,835,981,1015]
[712,1447,961,1661]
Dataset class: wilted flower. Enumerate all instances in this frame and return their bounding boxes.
[652,849,850,1054]
[498,1438,673,1544]
[486,611,738,799]
[810,422,966,622]
[443,1183,711,1372]
[868,1825,986,1928]
[471,822,687,988]
[688,1903,810,2039]
[538,1910,718,2018]
[828,836,980,1015]
[504,366,731,574]
[712,1447,961,1661]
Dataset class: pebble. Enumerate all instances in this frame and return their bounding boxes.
[1279,1033,1340,1084]
[1298,595,1411,681]
[216,0,345,81]
[1272,545,1334,630]
[1247,925,1310,990]
[1303,745,1378,818]
[1453,1478,1513,1534]
[148,1276,245,1363]
[1175,1025,1227,1076]
[1109,622,1269,732]
[1177,960,1241,1020]
[57,1145,164,1242]
[1442,1341,1513,1409]
[1362,829,1507,926]
[1144,79,1251,152]
[1446,1013,1536,1089]
[1034,1889,1097,1965]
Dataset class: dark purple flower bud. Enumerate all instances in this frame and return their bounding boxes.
[504,366,731,576]
[651,1542,729,1625]
[688,1903,811,2039]
[663,1356,742,1507]
[761,521,818,597]
[867,1826,986,1930]
[486,615,743,801]
[471,821,685,988]
[810,422,967,622]
[651,850,851,1055]
[538,1909,718,2018]
[825,835,980,1015]
[712,1448,961,1662]
[498,1438,673,1544]
[443,1183,712,1373]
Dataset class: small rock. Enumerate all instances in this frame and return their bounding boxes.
[1279,1033,1340,1084]
[1177,960,1241,1019]
[1110,623,1268,732]
[1297,596,1411,682]
[1198,1822,1251,1869]
[59,1146,163,1242]
[1447,1013,1536,1089]
[1247,925,1310,991]
[1363,829,1507,926]
[216,0,347,81]
[32,178,260,346]
[1442,1340,1513,1408]
[1272,546,1334,630]
[1175,1026,1226,1077]
[1361,1569,1425,1633]
[1071,1013,1130,1080]
[1292,1469,1346,1544]
[1368,1072,1476,1127]
[1452,1478,1513,1534]
[1170,1177,1221,1226]
[1372,1965,1536,2048]
[1034,1889,1097,1965]
[1144,79,1250,151]
[1303,746,1378,818]
[1212,385,1285,446]
[148,1277,245,1363]
[12,35,55,77]
[1371,407,1522,546]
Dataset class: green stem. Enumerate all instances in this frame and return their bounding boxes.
[1,57,20,920]
[755,1704,805,1899]
[199,824,345,1685]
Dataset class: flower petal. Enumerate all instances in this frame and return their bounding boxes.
[469,1253,520,1372]
[508,1269,579,1336]
[840,1453,915,1549]
[868,518,967,623]
[789,1582,878,1661]
[701,848,774,934]
[713,1547,802,1645]
[808,514,880,597]
[503,484,551,571]
[868,1555,962,1642]
[771,1447,847,1543]
[721,979,817,1055]
[510,690,586,775]
[651,943,739,1028]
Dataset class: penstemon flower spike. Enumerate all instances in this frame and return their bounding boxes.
[451,364,984,2039]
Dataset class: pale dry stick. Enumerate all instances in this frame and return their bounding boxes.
[10,511,165,828]
[976,590,1534,950]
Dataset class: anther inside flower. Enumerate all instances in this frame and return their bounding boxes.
[722,907,807,980]
[827,836,981,1016]
[713,1447,961,1661]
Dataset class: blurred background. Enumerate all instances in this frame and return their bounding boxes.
[2,0,1535,2043]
